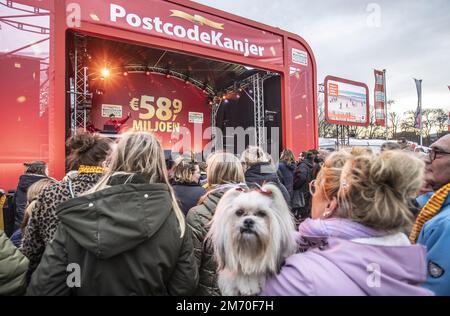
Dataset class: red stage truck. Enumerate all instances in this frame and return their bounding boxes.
[0,0,317,190]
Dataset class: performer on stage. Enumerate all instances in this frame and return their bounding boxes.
[105,112,131,132]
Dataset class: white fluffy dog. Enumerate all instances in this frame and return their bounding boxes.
[208,183,298,296]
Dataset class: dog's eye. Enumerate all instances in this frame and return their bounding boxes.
[235,209,245,217]
[256,211,267,217]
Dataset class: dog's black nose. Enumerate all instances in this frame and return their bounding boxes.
[244,218,254,228]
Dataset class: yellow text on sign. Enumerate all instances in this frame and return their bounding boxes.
[129,96,183,122]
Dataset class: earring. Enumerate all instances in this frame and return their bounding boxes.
[322,210,332,218]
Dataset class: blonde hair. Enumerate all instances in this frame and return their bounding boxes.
[92,131,185,237]
[350,146,373,156]
[172,158,198,183]
[338,150,424,232]
[315,150,351,201]
[207,152,245,187]
[240,146,272,171]
[23,178,56,230]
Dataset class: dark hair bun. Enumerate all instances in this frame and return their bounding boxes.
[67,130,96,154]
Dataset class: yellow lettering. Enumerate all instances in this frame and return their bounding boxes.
[133,120,143,131]
[132,120,183,133]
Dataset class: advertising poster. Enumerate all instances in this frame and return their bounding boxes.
[324,75,369,126]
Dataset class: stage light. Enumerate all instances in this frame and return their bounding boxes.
[145,70,151,76]
[101,68,110,78]
[222,95,227,100]
[123,71,128,77]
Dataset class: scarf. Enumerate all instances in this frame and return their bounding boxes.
[409,183,450,243]
[78,165,105,174]
[0,194,6,230]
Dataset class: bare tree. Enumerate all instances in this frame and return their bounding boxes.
[388,111,400,138]
[400,110,417,134]
[433,108,448,135]
[318,97,334,137]
[422,109,434,144]
[363,108,384,139]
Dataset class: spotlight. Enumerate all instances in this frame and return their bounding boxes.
[101,68,110,78]
[222,95,227,100]
[145,70,151,76]
[202,81,209,94]
[123,71,128,77]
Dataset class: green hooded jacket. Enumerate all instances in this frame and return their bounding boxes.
[27,176,198,296]
[0,230,29,295]
[186,189,226,296]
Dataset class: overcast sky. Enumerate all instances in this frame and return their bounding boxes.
[193,0,450,114]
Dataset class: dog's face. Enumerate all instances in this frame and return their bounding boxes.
[228,191,274,259]
[209,184,297,276]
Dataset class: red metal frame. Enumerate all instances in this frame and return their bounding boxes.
[324,75,369,127]
[1,0,318,187]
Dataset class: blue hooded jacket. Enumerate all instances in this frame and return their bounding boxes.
[417,192,450,296]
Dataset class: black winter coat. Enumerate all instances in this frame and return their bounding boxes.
[244,162,291,206]
[278,161,296,197]
[172,182,207,216]
[13,174,47,231]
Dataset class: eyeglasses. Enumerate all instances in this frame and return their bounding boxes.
[429,148,450,162]
[309,180,317,195]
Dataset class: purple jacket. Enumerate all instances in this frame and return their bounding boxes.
[261,218,433,296]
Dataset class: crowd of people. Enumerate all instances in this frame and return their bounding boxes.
[1,130,449,296]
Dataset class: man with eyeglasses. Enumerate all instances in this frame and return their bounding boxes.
[413,134,450,296]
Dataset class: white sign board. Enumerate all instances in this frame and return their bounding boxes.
[292,48,308,66]
[188,112,204,124]
[102,104,123,118]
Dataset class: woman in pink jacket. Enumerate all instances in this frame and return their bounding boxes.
[261,150,433,296]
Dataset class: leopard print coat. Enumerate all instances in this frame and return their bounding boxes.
[21,173,102,277]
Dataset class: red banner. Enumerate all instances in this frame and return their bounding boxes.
[374,70,386,127]
[75,0,284,65]
[448,112,450,132]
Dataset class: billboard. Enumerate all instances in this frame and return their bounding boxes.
[89,72,211,153]
[324,75,369,126]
